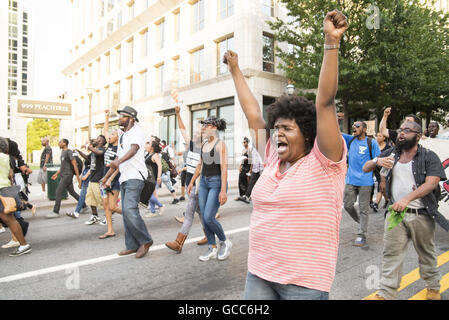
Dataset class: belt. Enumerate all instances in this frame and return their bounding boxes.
[406,208,427,215]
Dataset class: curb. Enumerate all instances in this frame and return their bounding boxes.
[29,185,240,211]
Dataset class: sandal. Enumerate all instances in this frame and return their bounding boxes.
[99,233,116,239]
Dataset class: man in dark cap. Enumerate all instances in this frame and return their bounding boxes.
[102,106,153,259]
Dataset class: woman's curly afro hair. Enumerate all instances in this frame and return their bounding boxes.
[266,95,317,154]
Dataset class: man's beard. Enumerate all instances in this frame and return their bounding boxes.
[396,135,418,151]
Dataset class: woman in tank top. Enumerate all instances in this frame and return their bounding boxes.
[187,116,231,262]
[99,110,122,239]
[144,139,165,217]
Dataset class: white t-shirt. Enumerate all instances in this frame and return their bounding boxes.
[117,124,148,184]
[391,160,425,209]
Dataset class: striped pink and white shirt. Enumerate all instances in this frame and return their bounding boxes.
[248,137,347,293]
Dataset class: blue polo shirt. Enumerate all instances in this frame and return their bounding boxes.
[342,133,381,187]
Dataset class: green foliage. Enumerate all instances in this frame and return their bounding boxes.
[270,0,449,130]
[27,119,60,160]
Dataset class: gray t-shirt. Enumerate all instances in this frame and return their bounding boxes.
[60,149,74,176]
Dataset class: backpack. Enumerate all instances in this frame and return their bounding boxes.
[347,136,373,163]
[71,155,83,175]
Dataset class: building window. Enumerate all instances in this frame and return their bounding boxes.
[22,48,28,60]
[9,0,18,11]
[23,12,28,23]
[115,45,121,70]
[96,90,101,111]
[97,58,101,79]
[262,96,276,122]
[23,24,28,35]
[8,79,17,91]
[262,33,274,72]
[172,57,180,88]
[8,52,18,64]
[192,0,205,33]
[8,66,17,78]
[173,9,180,42]
[141,29,148,57]
[158,113,179,147]
[8,39,18,51]
[100,0,105,18]
[105,52,111,75]
[190,98,235,167]
[9,12,18,25]
[22,60,28,72]
[114,81,121,104]
[128,1,135,20]
[117,11,122,28]
[127,38,134,64]
[262,0,274,17]
[156,63,164,93]
[217,35,234,75]
[191,47,204,83]
[8,26,18,38]
[140,70,148,97]
[219,0,234,20]
[127,76,133,102]
[156,19,165,50]
[108,0,114,11]
[107,19,114,36]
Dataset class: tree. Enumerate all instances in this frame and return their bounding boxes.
[269,0,449,132]
[26,119,60,162]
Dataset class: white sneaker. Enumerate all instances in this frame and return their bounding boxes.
[45,212,60,219]
[199,246,218,261]
[0,227,6,234]
[144,212,158,218]
[99,217,113,225]
[218,239,232,261]
[85,215,100,225]
[2,240,20,249]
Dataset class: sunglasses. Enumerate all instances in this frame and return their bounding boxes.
[352,124,362,128]
[396,128,420,134]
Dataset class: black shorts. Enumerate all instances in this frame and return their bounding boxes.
[181,170,187,187]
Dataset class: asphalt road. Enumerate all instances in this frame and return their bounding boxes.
[1,188,449,300]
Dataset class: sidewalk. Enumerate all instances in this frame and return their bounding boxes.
[27,169,241,211]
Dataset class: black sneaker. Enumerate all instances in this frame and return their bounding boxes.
[179,196,186,201]
[372,203,378,212]
[9,244,32,257]
[172,198,179,204]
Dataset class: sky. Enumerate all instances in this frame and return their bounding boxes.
[28,0,72,98]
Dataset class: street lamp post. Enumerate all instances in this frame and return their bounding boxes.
[86,88,95,141]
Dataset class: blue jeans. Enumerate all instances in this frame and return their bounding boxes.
[198,175,226,246]
[244,272,329,300]
[148,193,163,213]
[120,179,152,250]
[75,169,90,213]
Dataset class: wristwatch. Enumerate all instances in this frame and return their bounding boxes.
[372,157,378,164]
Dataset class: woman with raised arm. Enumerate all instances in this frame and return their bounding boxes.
[225,9,348,300]
[165,105,207,253]
[187,116,230,261]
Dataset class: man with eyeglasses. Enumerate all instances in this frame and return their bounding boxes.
[342,121,381,247]
[363,121,447,300]
[103,106,153,259]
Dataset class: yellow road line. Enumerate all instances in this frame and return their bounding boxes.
[363,250,449,300]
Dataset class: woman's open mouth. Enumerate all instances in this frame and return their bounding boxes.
[277,141,288,154]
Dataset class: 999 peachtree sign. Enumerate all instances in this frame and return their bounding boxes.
[17,99,72,117]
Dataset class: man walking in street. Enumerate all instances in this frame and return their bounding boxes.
[342,121,381,247]
[104,106,153,259]
[38,137,53,193]
[363,121,447,300]
[239,140,263,204]
[46,139,82,219]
